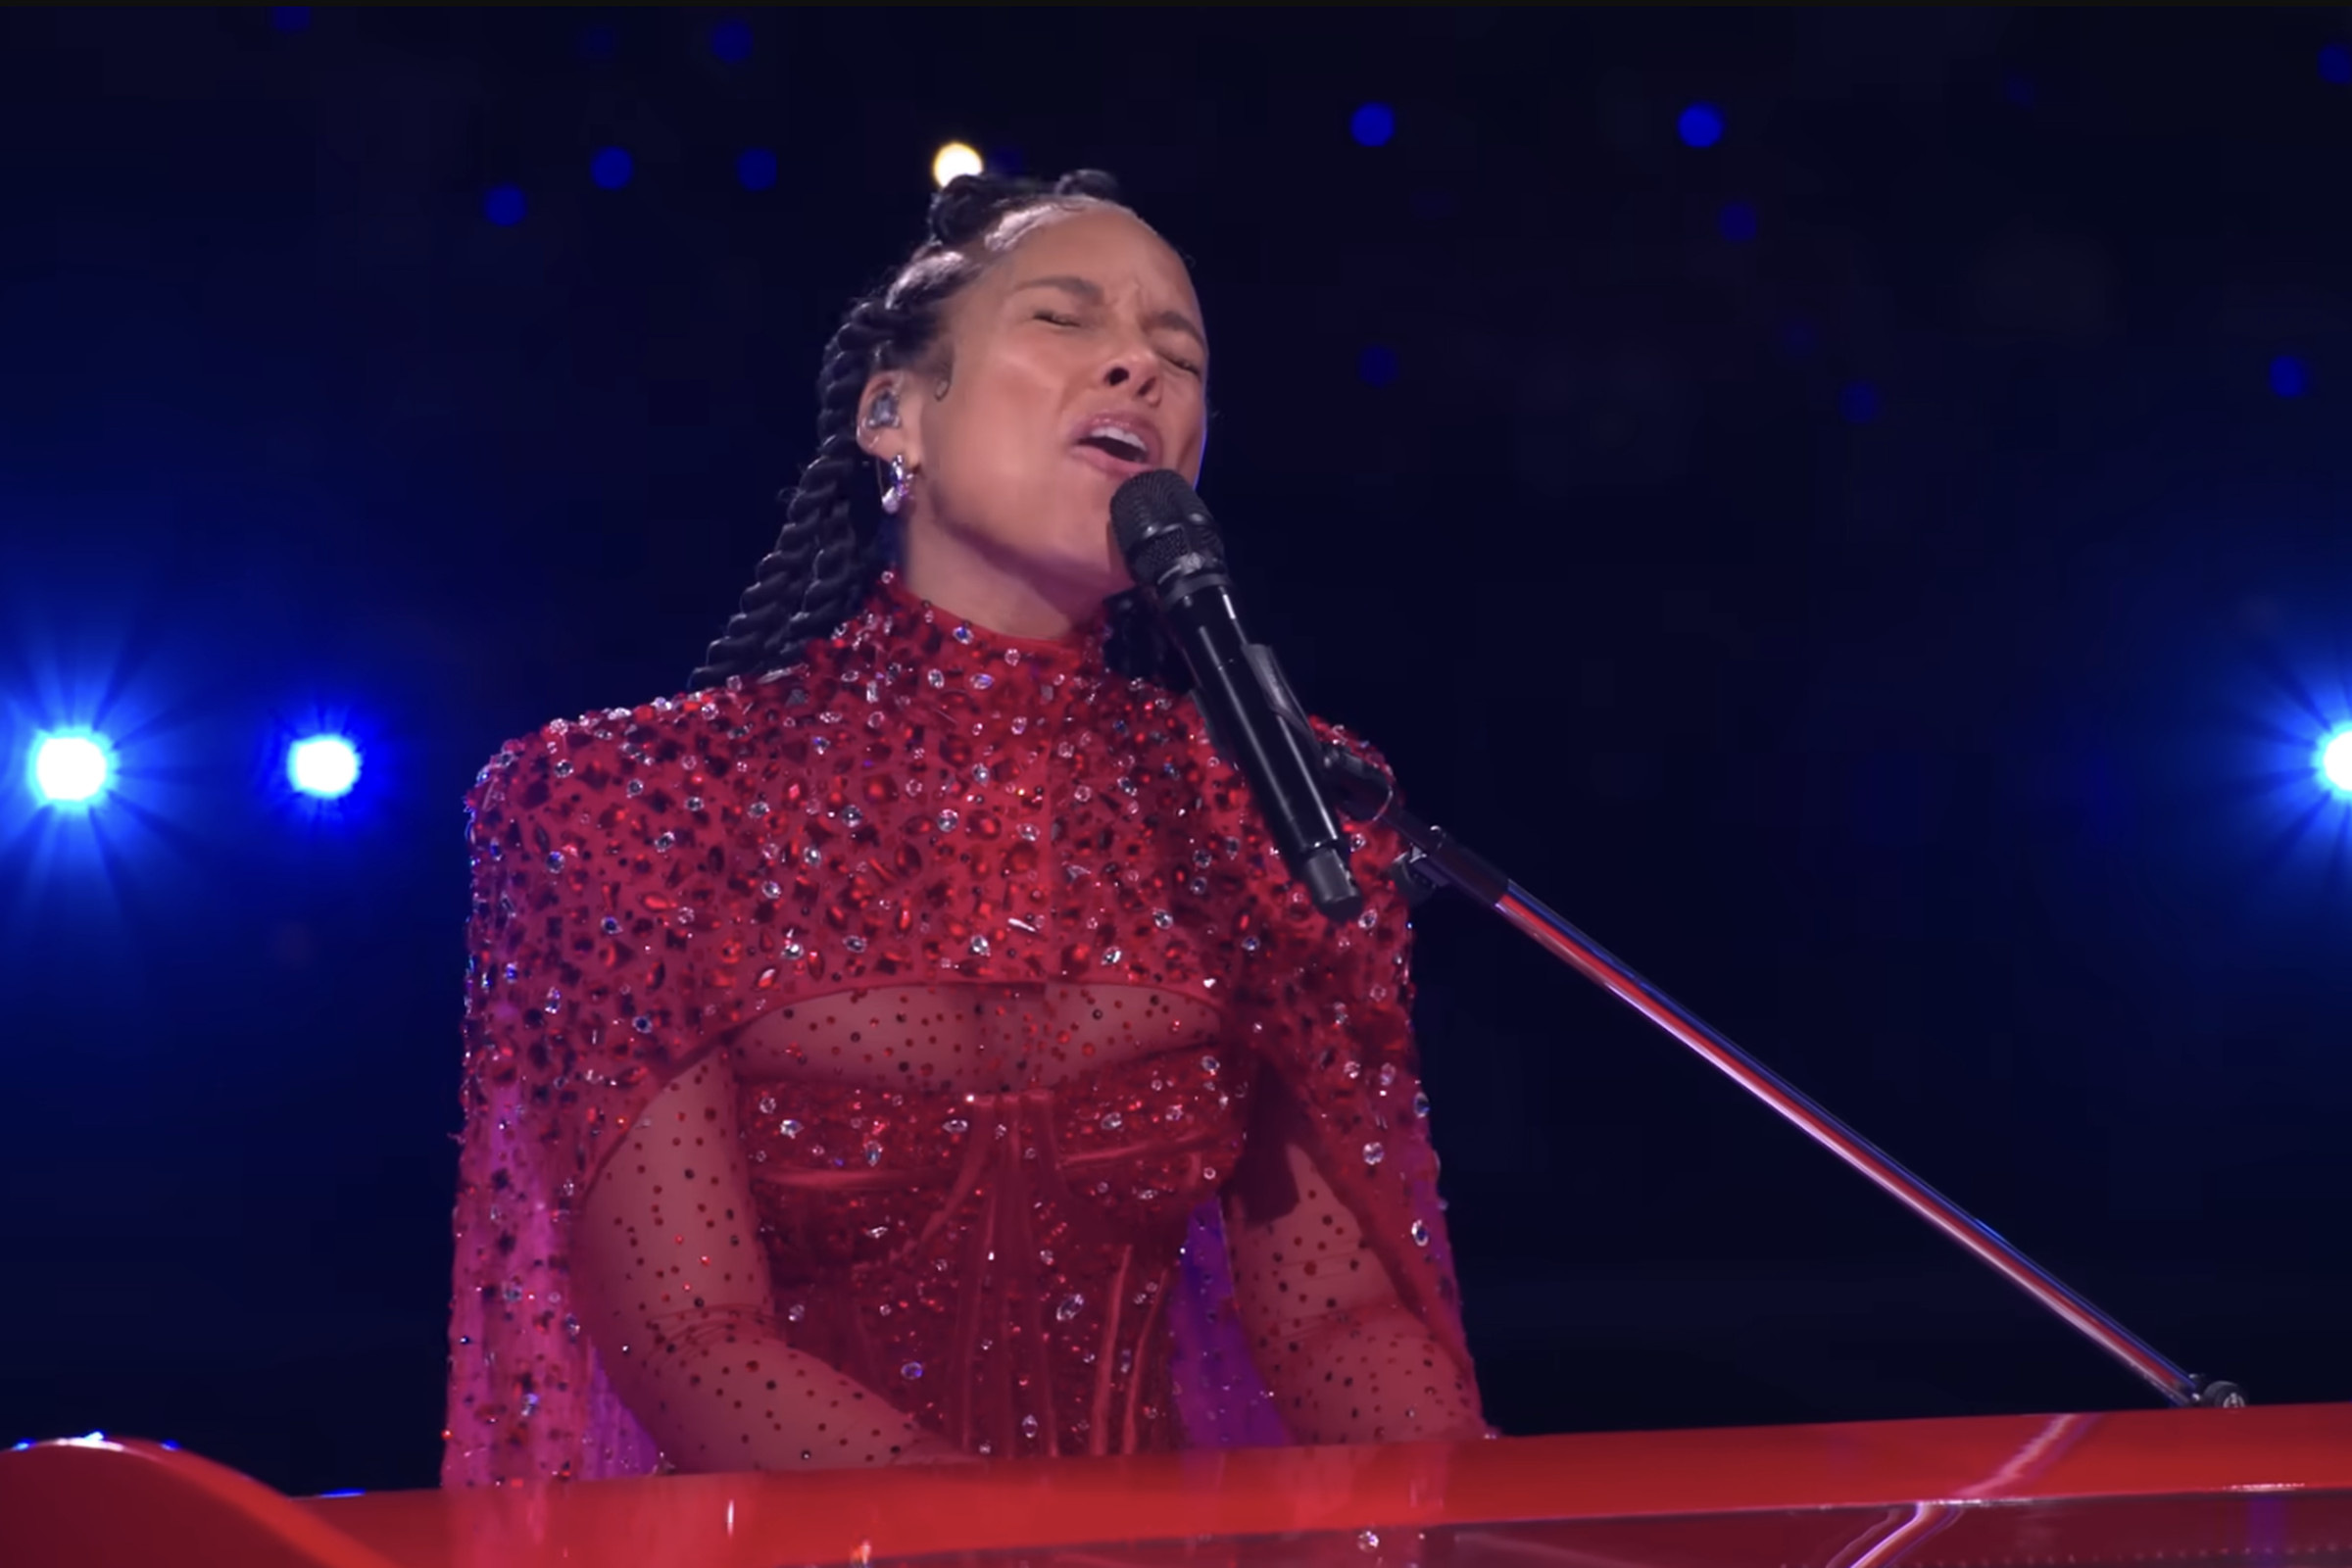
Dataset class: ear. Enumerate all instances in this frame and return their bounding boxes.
[856,371,924,470]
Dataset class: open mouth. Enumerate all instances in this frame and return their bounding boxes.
[1075,428,1152,465]
[1068,413,1161,473]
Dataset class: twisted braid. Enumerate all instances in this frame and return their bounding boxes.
[692,169,1181,693]
[690,299,906,689]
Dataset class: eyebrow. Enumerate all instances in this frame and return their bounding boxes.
[1009,274,1206,351]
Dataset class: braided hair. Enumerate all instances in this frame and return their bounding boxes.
[692,170,1177,692]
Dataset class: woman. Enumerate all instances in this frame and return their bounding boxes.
[443,171,1489,1484]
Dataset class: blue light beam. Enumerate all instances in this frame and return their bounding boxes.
[30,732,113,808]
[2322,728,2352,796]
[288,736,362,800]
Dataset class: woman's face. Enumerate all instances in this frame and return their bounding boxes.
[875,207,1209,619]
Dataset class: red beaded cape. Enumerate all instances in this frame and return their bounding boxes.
[442,574,1477,1484]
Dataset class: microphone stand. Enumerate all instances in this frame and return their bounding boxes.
[1309,741,2244,1411]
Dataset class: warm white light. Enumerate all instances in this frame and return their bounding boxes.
[289,735,362,799]
[32,734,111,805]
[931,141,984,188]
[2323,729,2352,795]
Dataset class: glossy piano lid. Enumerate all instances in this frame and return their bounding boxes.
[5,1403,2351,1568]
[866,1490,2352,1568]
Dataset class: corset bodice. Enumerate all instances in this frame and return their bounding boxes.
[739,1040,1258,1456]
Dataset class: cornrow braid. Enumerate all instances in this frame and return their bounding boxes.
[692,168,1181,694]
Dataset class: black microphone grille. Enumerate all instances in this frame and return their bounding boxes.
[1110,469,1224,565]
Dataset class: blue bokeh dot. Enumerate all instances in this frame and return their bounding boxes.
[1838,380,1881,423]
[2270,355,2310,398]
[578,23,617,60]
[1678,103,1724,148]
[736,147,779,191]
[1718,200,1757,242]
[591,146,634,190]
[2321,43,2352,85]
[1350,103,1396,148]
[270,7,310,32]
[710,19,752,63]
[2000,72,2035,106]
[484,185,526,226]
[1358,345,1399,387]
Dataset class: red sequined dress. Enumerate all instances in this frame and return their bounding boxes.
[443,574,1482,1485]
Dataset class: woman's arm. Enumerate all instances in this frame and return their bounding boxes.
[1223,1102,1488,1446]
[573,1051,960,1470]
[1211,720,1493,1447]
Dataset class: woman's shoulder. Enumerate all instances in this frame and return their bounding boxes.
[1155,682,1392,769]
[465,679,777,830]
[1304,712,1391,774]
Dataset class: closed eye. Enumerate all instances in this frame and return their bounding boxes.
[1033,306,1201,374]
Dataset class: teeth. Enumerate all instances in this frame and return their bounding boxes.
[1086,423,1148,460]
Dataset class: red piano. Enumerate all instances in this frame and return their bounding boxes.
[6,1401,2348,1568]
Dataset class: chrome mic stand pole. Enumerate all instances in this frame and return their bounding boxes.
[1312,742,2242,1411]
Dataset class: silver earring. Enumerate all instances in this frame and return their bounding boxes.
[865,389,900,429]
[881,454,911,514]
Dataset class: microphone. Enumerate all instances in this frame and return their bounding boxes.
[1109,469,1364,922]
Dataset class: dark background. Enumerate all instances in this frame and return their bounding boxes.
[4,7,2347,1496]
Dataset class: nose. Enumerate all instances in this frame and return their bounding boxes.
[1097,332,1162,400]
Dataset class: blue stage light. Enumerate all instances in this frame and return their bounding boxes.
[736,148,779,191]
[578,23,617,60]
[1838,381,1882,423]
[270,7,310,32]
[2322,729,2352,795]
[1350,103,1396,148]
[1718,200,1757,242]
[591,146,633,190]
[2321,42,2352,85]
[31,732,112,807]
[484,185,526,226]
[288,736,361,800]
[710,19,752,63]
[1678,103,1724,148]
[1357,345,1399,387]
[2270,355,2309,398]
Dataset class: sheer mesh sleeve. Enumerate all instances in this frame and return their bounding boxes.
[568,1050,950,1472]
[1219,724,1488,1441]
[443,708,969,1484]
[442,723,711,1484]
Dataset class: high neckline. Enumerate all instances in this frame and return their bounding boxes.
[864,569,1113,681]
